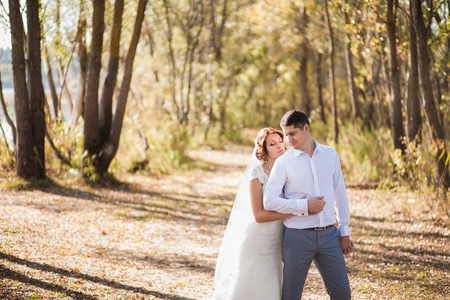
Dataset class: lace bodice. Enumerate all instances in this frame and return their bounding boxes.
[250,164,269,187]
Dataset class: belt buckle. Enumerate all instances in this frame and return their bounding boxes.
[314,226,325,231]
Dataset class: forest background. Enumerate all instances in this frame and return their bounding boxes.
[2,0,449,204]
[0,0,449,214]
[0,0,449,298]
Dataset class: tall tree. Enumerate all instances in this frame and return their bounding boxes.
[405,3,422,141]
[83,0,106,162]
[43,43,59,119]
[162,0,204,125]
[324,0,338,143]
[99,0,124,143]
[9,0,46,178]
[386,0,406,152]
[296,5,311,115]
[27,0,46,177]
[410,0,450,188]
[315,52,326,124]
[73,2,88,125]
[95,0,148,175]
[343,0,361,121]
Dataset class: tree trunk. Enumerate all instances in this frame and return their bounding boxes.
[315,52,326,124]
[96,0,148,175]
[43,44,59,119]
[433,72,445,138]
[299,42,310,115]
[99,0,124,144]
[9,0,35,178]
[209,0,228,61]
[387,0,406,152]
[163,0,180,121]
[406,4,422,142]
[411,0,450,188]
[58,63,74,119]
[324,0,338,143]
[343,0,361,121]
[83,0,105,164]
[27,0,46,177]
[295,6,310,115]
[73,7,88,125]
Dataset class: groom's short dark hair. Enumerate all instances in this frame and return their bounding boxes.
[280,109,310,129]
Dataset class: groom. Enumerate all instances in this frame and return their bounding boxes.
[264,109,354,299]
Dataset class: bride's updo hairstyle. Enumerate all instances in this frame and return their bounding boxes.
[255,127,284,162]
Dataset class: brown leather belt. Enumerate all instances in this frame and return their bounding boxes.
[303,224,334,231]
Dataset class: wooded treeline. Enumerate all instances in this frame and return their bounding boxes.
[0,0,448,189]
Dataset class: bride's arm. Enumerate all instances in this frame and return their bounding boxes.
[250,178,293,223]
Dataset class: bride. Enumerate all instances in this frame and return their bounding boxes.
[211,128,292,300]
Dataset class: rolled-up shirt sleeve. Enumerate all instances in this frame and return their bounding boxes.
[264,160,309,216]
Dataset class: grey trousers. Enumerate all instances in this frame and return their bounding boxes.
[281,226,351,300]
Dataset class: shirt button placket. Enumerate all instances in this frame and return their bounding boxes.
[310,158,323,227]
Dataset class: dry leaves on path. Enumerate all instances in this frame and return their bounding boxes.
[0,145,449,299]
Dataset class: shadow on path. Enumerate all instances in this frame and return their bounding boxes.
[0,252,195,300]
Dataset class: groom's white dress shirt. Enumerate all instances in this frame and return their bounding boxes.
[264,140,351,236]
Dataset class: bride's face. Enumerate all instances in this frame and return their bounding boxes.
[265,133,285,160]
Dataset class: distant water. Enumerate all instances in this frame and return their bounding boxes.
[1,88,15,148]
[1,88,74,149]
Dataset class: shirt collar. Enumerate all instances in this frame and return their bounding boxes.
[291,139,322,158]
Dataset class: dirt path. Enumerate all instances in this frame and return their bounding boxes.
[0,146,449,299]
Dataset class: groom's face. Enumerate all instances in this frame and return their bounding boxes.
[282,124,309,150]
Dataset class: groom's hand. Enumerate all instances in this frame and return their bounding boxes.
[307,196,325,214]
[340,236,354,255]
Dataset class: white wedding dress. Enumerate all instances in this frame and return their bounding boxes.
[211,164,284,300]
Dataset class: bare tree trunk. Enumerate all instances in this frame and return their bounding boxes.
[83,0,105,163]
[299,42,310,115]
[218,79,231,136]
[96,0,148,175]
[163,0,180,121]
[315,52,326,124]
[294,6,311,115]
[73,6,88,125]
[387,0,406,152]
[27,0,46,177]
[205,0,229,140]
[43,44,59,119]
[405,4,422,141]
[411,0,450,188]
[58,63,74,119]
[380,37,392,129]
[343,0,361,121]
[433,72,445,137]
[209,0,228,61]
[370,59,383,128]
[99,0,124,144]
[324,0,338,143]
[9,0,36,177]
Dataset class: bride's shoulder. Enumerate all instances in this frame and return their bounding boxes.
[249,164,265,182]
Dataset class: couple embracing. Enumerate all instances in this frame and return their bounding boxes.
[212,110,354,300]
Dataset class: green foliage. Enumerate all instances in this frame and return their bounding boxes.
[45,119,84,175]
[334,122,393,185]
[0,138,14,175]
[391,137,433,189]
[81,151,100,182]
[111,113,190,175]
